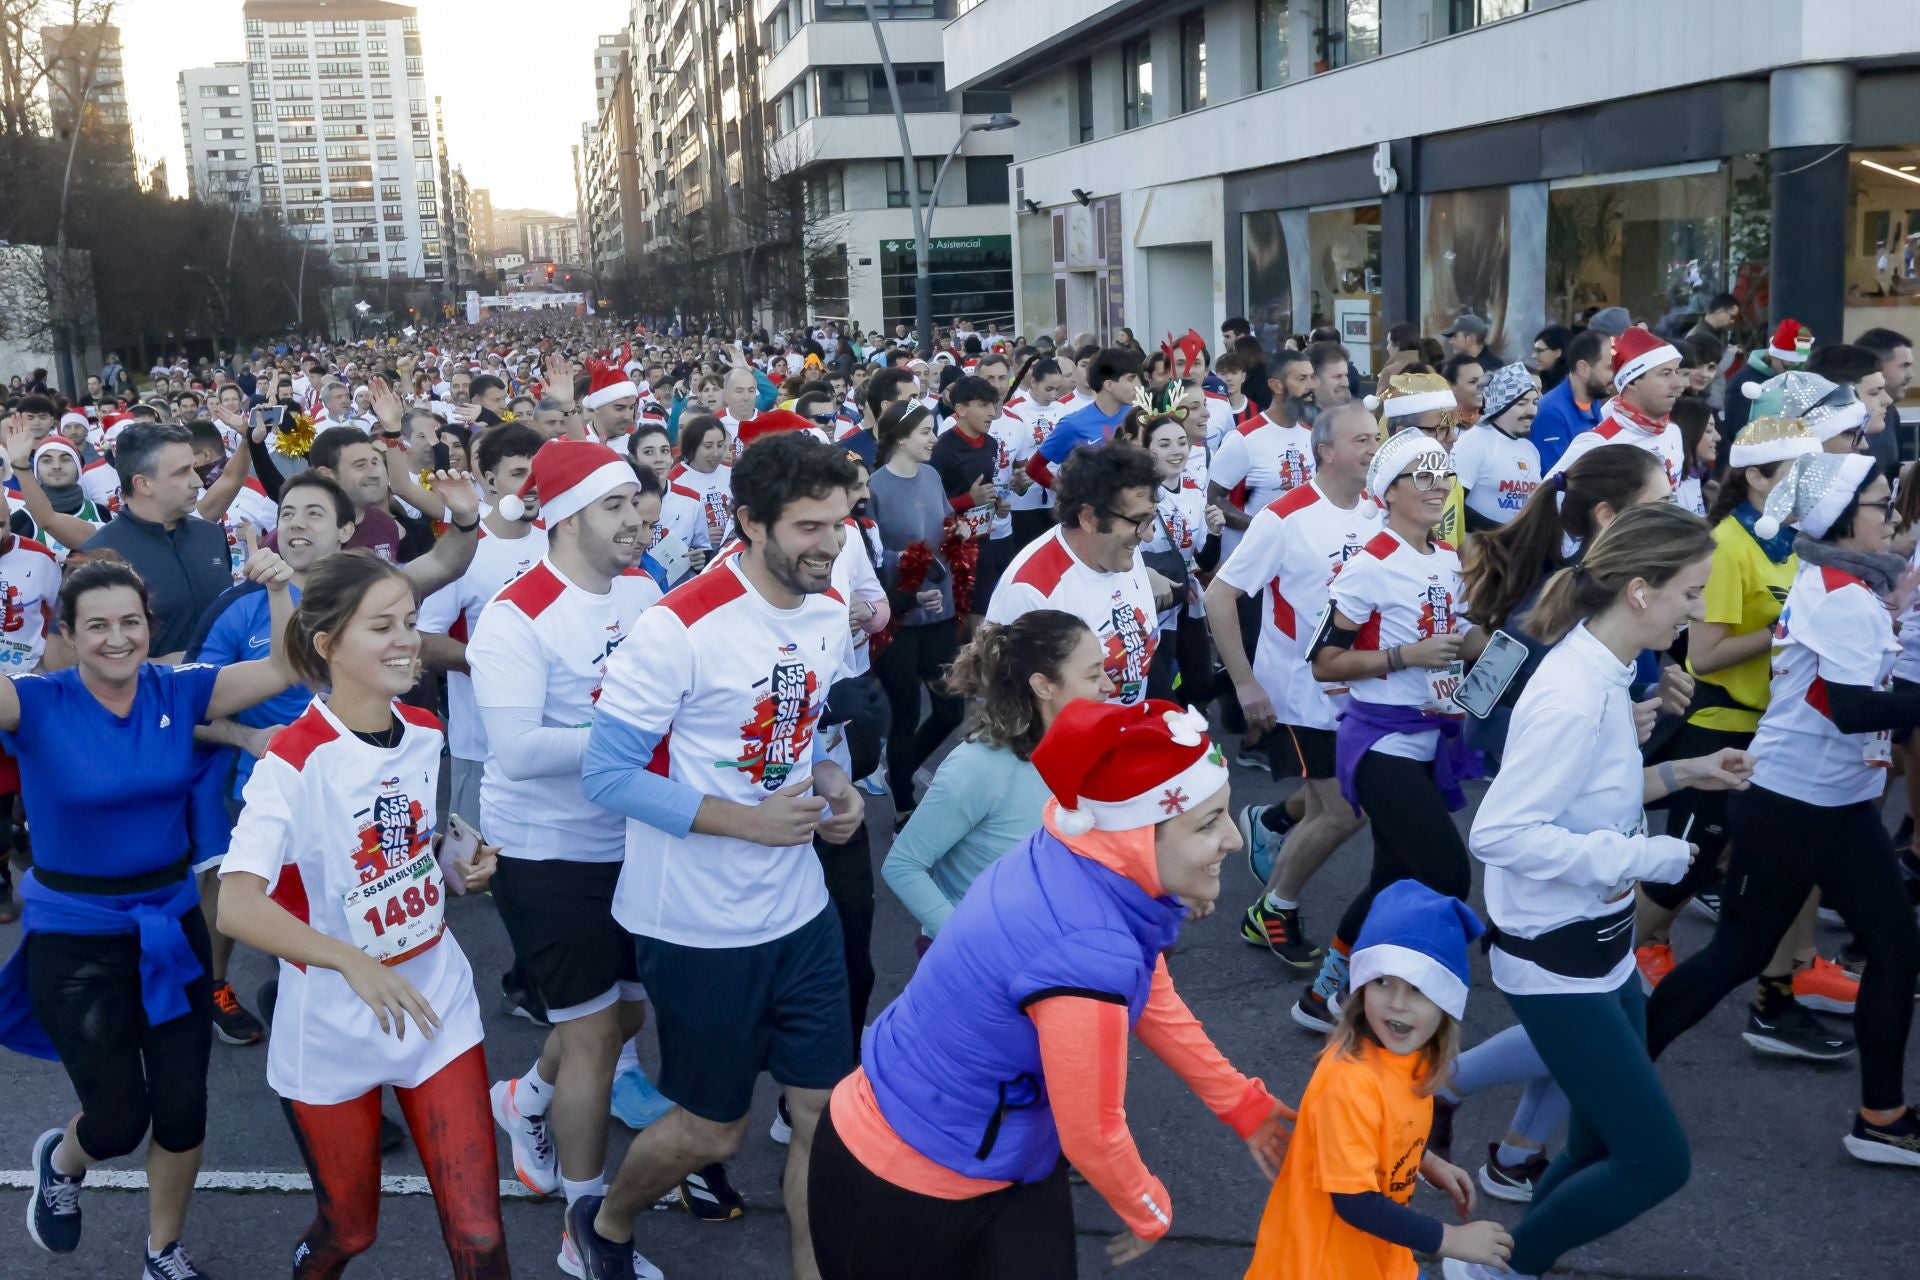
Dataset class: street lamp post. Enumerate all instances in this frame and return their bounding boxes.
[861,1,1016,347]
[51,69,121,396]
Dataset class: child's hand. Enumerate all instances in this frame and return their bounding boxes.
[1244,1098,1295,1179]
[1422,1152,1476,1217]
[1440,1220,1513,1270]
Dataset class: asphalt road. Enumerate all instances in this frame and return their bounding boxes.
[1,756,1914,1279]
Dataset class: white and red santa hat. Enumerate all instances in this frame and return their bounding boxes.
[32,436,83,473]
[1031,699,1230,835]
[1611,327,1681,390]
[498,439,635,525]
[1768,318,1815,364]
[58,411,89,435]
[736,408,818,451]
[581,347,638,411]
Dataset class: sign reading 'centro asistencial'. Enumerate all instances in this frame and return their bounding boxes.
[880,237,1013,254]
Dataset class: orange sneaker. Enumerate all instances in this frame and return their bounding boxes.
[1636,943,1676,992]
[1793,955,1859,1014]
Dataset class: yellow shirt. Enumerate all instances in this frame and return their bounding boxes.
[1246,1041,1430,1280]
[1687,516,1795,734]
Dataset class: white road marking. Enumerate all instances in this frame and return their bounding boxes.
[0,1168,546,1199]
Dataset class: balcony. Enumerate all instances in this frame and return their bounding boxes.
[761,12,946,100]
[769,111,993,173]
[943,0,1130,91]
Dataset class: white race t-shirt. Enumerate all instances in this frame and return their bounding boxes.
[467,557,661,863]
[668,461,733,540]
[597,557,847,947]
[416,524,548,761]
[1327,528,1471,758]
[0,536,59,672]
[987,527,1159,705]
[1545,406,1685,492]
[1217,483,1382,731]
[1450,424,1541,526]
[1749,562,1899,807]
[1210,414,1315,556]
[223,699,483,1105]
[997,397,1058,512]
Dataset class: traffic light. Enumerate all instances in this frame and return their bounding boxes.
[563,273,571,283]
[546,263,555,280]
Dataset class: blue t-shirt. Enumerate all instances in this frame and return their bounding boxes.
[1,663,221,878]
[1036,400,1129,465]
[185,581,311,796]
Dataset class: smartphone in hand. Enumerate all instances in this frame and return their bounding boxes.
[436,813,480,895]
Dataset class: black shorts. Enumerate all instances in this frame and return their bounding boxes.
[492,857,642,1021]
[1268,724,1337,780]
[633,905,852,1124]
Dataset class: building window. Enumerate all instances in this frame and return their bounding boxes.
[821,65,943,116]
[885,157,938,209]
[1257,0,1290,89]
[204,127,244,141]
[965,155,1010,205]
[1122,37,1151,130]
[961,89,1012,115]
[804,167,844,219]
[1180,11,1206,112]
[1317,0,1381,70]
[816,0,943,17]
[200,83,240,97]
[1449,0,1528,34]
[1074,59,1093,143]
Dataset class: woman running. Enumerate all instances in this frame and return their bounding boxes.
[883,610,1113,942]
[810,698,1291,1279]
[1647,452,1920,1167]
[1294,428,1489,1033]
[1456,502,1754,1280]
[1114,407,1222,703]
[218,550,508,1275]
[5,554,297,1280]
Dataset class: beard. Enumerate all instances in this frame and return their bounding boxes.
[1283,394,1320,428]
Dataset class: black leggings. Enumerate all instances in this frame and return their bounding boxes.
[1647,784,1920,1109]
[1146,608,1213,706]
[29,908,215,1159]
[874,622,964,805]
[809,1103,1075,1280]
[1641,721,1748,910]
[1334,751,1471,949]
[817,823,876,1059]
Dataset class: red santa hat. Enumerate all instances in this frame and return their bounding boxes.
[1611,327,1681,390]
[497,439,635,525]
[581,345,638,411]
[1031,699,1230,836]
[736,408,817,452]
[1767,318,1815,364]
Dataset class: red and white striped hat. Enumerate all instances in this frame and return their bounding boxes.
[1611,327,1681,390]
[498,438,634,525]
[1032,699,1230,835]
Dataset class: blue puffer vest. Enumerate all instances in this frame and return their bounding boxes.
[860,826,1186,1183]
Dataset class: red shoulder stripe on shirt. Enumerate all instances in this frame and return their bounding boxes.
[266,705,339,771]
[1805,674,1832,721]
[823,586,845,604]
[1819,565,1866,594]
[82,458,114,473]
[1011,533,1075,595]
[668,483,700,500]
[268,864,311,965]
[495,561,565,620]
[1433,538,1455,552]
[660,561,749,625]
[1361,531,1400,560]
[396,701,443,733]
[13,537,54,563]
[1181,477,1201,492]
[1592,422,1626,440]
[1234,418,1265,437]
[1267,485,1321,519]
[1204,390,1228,403]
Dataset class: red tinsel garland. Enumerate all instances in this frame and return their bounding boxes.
[943,524,978,623]
[871,539,933,658]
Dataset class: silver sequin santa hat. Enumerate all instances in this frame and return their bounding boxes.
[1753,450,1877,540]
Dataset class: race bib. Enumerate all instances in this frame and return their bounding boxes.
[1427,659,1465,713]
[344,843,445,966]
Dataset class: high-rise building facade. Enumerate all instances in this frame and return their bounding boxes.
[240,0,448,290]
[580,31,643,283]
[178,63,259,205]
[468,186,494,256]
[42,20,135,175]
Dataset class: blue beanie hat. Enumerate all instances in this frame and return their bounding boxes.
[1350,880,1485,1019]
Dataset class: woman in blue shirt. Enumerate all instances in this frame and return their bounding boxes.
[2,553,297,1278]
[883,610,1113,941]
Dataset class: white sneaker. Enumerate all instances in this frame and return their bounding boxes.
[489,1078,558,1196]
[1441,1259,1535,1280]
[769,1096,792,1146]
[559,1225,665,1279]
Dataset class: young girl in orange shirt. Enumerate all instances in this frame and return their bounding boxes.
[1247,879,1513,1280]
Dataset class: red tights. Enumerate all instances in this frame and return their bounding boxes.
[281,1045,509,1278]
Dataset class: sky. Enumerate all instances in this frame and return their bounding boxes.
[113,0,631,213]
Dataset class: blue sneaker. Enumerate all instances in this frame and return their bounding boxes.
[610,1065,675,1130]
[144,1239,212,1278]
[27,1128,82,1254]
[856,770,888,796]
[1238,804,1276,886]
[565,1196,634,1280]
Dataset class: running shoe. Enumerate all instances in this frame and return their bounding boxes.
[1817,906,1844,927]
[565,1195,634,1280]
[1233,745,1268,771]
[855,770,888,797]
[144,1239,211,1279]
[27,1128,82,1254]
[1477,1142,1551,1203]
[490,1078,558,1195]
[1793,955,1859,1014]
[1687,890,1721,923]
[1634,943,1675,992]
[1442,1261,1538,1280]
[501,970,552,1028]
[559,1225,664,1279]
[1844,1107,1920,1168]
[1240,899,1320,968]
[677,1162,745,1221]
[1426,1095,1457,1164]
[1743,1003,1855,1061]
[1291,985,1340,1034]
[210,980,264,1046]
[1237,804,1278,886]
[769,1094,792,1146]
[610,1065,674,1131]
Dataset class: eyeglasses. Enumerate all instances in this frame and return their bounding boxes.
[1408,466,1457,492]
[1102,508,1159,537]
[1860,496,1897,521]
